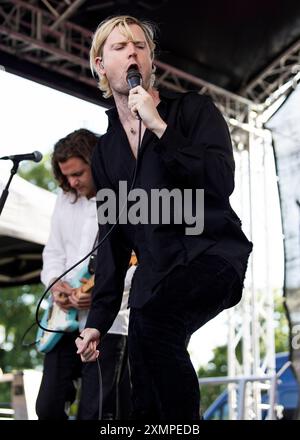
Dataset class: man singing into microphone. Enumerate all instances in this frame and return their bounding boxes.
[76,15,252,420]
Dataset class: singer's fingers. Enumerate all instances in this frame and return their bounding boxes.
[129,85,142,94]
[81,350,99,363]
[76,328,100,357]
[128,94,139,108]
[79,341,98,361]
[130,105,140,120]
[76,338,87,354]
[78,345,93,358]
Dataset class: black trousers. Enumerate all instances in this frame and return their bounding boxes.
[36,332,131,420]
[128,254,242,420]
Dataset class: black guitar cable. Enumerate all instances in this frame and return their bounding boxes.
[34,117,142,336]
[35,66,143,335]
[31,117,143,420]
[24,67,144,420]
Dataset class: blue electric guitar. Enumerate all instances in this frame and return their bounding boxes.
[36,267,94,353]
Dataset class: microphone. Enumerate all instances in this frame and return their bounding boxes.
[0,151,43,163]
[126,66,142,89]
[127,67,142,121]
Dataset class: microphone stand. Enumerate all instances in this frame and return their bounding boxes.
[0,160,19,216]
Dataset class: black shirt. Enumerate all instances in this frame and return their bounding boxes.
[86,90,253,334]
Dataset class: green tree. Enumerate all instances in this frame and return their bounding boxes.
[0,284,45,372]
[1,157,55,373]
[18,152,57,192]
[0,284,47,403]
[0,156,55,403]
[197,290,289,413]
[197,344,228,413]
[0,154,57,372]
[274,294,289,353]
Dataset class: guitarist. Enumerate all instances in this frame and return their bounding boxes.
[36,129,134,420]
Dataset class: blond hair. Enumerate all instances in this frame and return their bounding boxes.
[90,15,156,98]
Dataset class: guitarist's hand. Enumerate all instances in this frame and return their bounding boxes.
[76,328,100,362]
[50,280,73,312]
[69,289,92,310]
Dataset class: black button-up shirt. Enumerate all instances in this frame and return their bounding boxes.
[86,90,253,334]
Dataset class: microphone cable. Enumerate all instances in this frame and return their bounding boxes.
[34,118,142,336]
[28,116,143,420]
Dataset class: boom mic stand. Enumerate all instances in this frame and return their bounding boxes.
[0,160,19,216]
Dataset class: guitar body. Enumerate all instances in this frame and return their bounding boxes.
[37,253,137,354]
[36,304,78,353]
[36,267,93,353]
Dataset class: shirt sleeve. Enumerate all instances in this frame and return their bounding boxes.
[154,94,235,201]
[85,146,131,335]
[40,191,67,287]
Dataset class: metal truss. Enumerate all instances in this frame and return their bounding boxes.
[240,39,300,108]
[0,0,255,122]
[1,1,299,120]
[0,0,94,87]
[154,59,254,124]
[225,127,278,420]
[200,126,279,420]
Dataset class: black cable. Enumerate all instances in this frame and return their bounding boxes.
[32,118,143,421]
[35,118,142,335]
[20,321,40,347]
[96,357,103,420]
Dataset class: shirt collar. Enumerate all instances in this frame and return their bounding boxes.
[76,194,96,203]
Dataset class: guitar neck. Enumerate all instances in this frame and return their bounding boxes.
[79,252,137,295]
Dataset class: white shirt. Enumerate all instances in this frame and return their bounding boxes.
[41,189,132,335]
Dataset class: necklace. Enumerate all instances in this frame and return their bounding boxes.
[130,127,136,135]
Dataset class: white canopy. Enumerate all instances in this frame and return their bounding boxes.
[0,163,56,245]
[0,163,56,286]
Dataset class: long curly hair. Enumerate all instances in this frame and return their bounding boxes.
[51,128,99,201]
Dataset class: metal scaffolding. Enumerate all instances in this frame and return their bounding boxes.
[223,121,278,420]
[0,0,94,87]
[1,0,300,420]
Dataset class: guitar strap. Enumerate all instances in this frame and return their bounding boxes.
[87,231,99,275]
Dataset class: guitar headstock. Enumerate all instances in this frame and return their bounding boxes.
[77,276,95,295]
[129,252,138,267]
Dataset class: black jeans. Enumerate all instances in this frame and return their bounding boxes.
[128,254,241,421]
[98,333,132,420]
[36,332,131,420]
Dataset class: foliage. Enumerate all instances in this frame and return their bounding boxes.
[0,154,55,375]
[0,283,47,402]
[197,290,289,413]
[197,344,228,413]
[274,294,289,353]
[18,153,57,192]
[0,284,45,373]
[0,159,55,404]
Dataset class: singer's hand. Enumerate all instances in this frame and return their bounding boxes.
[128,86,167,138]
[76,328,100,362]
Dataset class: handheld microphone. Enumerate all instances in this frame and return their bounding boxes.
[127,67,142,120]
[126,66,142,89]
[0,151,43,163]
